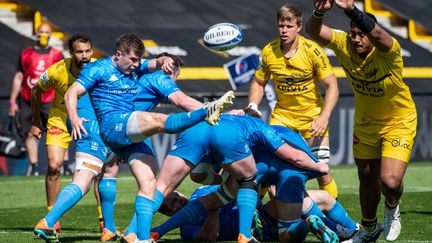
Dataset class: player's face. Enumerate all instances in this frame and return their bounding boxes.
[277,18,301,45]
[115,49,141,75]
[160,191,188,216]
[70,41,93,69]
[350,26,374,56]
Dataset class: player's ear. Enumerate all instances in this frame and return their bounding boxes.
[114,51,121,61]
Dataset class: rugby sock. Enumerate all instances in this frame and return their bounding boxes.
[45,183,84,228]
[97,205,103,219]
[237,188,258,238]
[99,177,117,232]
[319,178,339,199]
[326,201,357,230]
[135,195,154,240]
[361,217,377,232]
[164,108,207,133]
[125,189,164,236]
[385,199,399,210]
[279,219,308,242]
[303,200,338,232]
[152,199,206,237]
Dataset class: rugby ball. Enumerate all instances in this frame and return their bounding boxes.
[203,23,243,51]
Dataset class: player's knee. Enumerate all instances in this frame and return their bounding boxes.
[380,174,403,191]
[47,165,61,176]
[236,174,257,191]
[190,172,208,184]
[311,146,330,163]
[214,183,236,205]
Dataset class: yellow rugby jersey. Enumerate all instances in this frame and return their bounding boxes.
[327,29,416,124]
[37,58,95,131]
[255,36,334,124]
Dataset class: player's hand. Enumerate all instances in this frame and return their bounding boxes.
[314,0,334,12]
[70,117,89,140]
[316,162,330,174]
[244,103,262,118]
[334,0,355,11]
[310,114,329,137]
[161,57,174,74]
[30,125,43,139]
[8,105,18,117]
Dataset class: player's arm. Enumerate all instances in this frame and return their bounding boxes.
[306,0,334,45]
[335,0,393,51]
[147,55,174,74]
[64,82,88,140]
[194,209,221,241]
[274,143,329,173]
[311,73,338,137]
[246,76,268,118]
[169,91,204,111]
[8,70,23,117]
[30,85,45,139]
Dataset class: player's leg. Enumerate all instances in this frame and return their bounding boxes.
[307,136,338,199]
[221,155,258,242]
[19,99,40,176]
[98,158,119,235]
[45,145,67,212]
[34,153,102,241]
[128,153,158,241]
[93,176,104,233]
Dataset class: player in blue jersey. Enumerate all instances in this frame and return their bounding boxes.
[151,114,329,243]
[65,34,234,242]
[94,53,207,242]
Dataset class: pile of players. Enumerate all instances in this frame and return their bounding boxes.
[31,0,416,242]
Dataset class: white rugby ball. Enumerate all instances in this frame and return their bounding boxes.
[203,23,243,51]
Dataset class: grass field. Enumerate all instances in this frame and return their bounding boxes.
[1,163,432,242]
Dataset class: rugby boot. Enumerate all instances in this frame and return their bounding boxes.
[34,219,59,243]
[306,215,339,243]
[205,90,235,125]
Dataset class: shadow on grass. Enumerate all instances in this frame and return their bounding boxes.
[58,236,100,242]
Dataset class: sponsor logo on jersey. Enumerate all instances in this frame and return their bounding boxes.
[109,75,119,82]
[41,71,49,85]
[391,138,412,151]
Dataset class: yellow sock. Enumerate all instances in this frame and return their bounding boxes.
[385,199,399,210]
[319,178,338,199]
[361,217,377,232]
[97,205,103,219]
[47,206,53,212]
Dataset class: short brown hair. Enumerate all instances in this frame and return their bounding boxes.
[277,4,303,25]
[115,33,145,58]
[156,52,185,67]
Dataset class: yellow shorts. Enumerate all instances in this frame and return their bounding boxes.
[270,115,329,139]
[46,117,72,149]
[353,114,417,162]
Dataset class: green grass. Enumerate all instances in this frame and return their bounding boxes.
[1,163,432,242]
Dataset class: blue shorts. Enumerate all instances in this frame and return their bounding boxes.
[111,138,154,162]
[67,108,111,162]
[100,112,134,148]
[169,120,252,166]
[255,149,322,203]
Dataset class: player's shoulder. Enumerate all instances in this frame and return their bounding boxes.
[300,35,322,50]
[263,38,280,52]
[49,58,69,74]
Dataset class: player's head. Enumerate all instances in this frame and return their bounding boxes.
[68,33,93,69]
[349,12,378,56]
[155,52,185,80]
[114,33,145,75]
[158,191,188,216]
[35,22,52,48]
[277,4,302,45]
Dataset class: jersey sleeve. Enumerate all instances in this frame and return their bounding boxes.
[255,47,271,81]
[259,124,285,152]
[154,73,180,98]
[136,59,152,75]
[36,61,60,91]
[76,62,100,90]
[310,44,334,80]
[326,29,349,56]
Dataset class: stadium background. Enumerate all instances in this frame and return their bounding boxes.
[0,0,432,175]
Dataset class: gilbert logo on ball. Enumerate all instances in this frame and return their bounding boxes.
[203,23,243,51]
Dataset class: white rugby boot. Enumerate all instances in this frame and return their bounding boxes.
[384,204,401,241]
[205,90,235,125]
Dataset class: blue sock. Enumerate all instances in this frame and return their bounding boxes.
[125,189,165,236]
[153,189,164,212]
[152,199,206,238]
[326,201,357,230]
[135,195,154,240]
[99,177,117,232]
[303,201,338,232]
[279,219,308,242]
[237,188,258,238]
[45,183,84,228]
[164,108,206,133]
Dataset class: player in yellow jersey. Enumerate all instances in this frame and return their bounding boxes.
[247,4,340,199]
[30,33,105,233]
[306,0,417,242]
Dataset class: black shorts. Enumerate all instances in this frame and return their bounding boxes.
[18,97,51,134]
